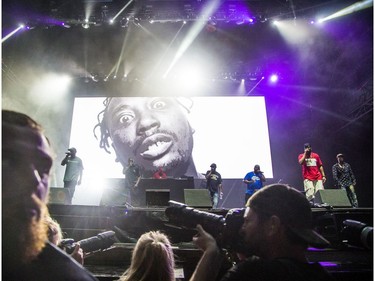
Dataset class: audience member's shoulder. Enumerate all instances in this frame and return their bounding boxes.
[6,242,99,281]
[39,242,98,280]
[29,243,97,281]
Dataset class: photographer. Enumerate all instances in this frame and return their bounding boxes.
[61,147,84,204]
[45,216,84,265]
[189,184,334,281]
[3,110,97,280]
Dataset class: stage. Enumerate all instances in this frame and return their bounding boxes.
[48,203,373,281]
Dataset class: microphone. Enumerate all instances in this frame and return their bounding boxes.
[65,152,71,155]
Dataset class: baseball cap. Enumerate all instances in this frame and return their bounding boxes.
[248,184,330,248]
[304,143,311,148]
[68,147,77,153]
[210,163,217,168]
[336,153,344,158]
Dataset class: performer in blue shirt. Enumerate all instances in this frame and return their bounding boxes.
[243,164,266,205]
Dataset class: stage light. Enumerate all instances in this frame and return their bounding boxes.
[270,74,279,83]
[91,75,99,82]
[236,78,246,95]
[318,0,372,23]
[82,19,90,29]
[2,25,24,42]
[120,18,129,28]
[133,18,140,26]
[236,19,245,25]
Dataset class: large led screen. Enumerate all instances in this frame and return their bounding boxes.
[69,96,273,204]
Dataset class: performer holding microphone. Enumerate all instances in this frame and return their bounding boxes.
[123,158,141,207]
[61,147,84,204]
[298,143,326,203]
[243,164,266,205]
[205,163,223,209]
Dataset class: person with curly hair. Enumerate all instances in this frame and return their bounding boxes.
[94,97,203,179]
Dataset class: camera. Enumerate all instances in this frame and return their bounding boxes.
[60,231,116,254]
[165,201,245,252]
[341,219,373,250]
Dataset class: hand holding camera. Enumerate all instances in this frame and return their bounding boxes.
[193,224,218,252]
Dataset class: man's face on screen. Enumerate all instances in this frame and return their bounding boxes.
[106,97,194,174]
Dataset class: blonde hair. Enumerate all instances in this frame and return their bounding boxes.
[119,231,175,281]
[45,216,63,245]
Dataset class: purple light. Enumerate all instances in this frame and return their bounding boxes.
[270,74,279,83]
[319,262,338,267]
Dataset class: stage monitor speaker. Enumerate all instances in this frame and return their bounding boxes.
[49,188,69,204]
[315,189,351,207]
[146,189,170,207]
[184,189,212,208]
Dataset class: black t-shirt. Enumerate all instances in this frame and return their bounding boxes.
[124,164,140,188]
[206,170,222,193]
[221,256,334,281]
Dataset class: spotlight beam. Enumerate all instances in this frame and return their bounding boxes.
[2,25,24,43]
[112,0,134,22]
[85,2,95,22]
[163,0,221,78]
[115,25,133,78]
[115,20,157,79]
[319,0,373,22]
[288,0,297,19]
[150,22,186,78]
[246,77,265,95]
